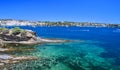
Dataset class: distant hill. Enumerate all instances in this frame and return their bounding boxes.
[0,19,120,27]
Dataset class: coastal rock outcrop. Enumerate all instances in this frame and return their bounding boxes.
[0,27,68,45]
[0,27,37,42]
[0,27,72,69]
[0,54,38,69]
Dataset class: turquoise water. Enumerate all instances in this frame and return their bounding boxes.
[3,26,120,70]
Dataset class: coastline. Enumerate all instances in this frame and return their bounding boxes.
[0,38,71,45]
[0,19,120,28]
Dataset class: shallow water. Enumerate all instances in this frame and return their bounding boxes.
[2,26,120,70]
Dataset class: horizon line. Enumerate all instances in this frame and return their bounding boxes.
[0,18,119,24]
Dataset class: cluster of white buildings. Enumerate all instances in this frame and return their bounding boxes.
[0,19,49,26]
[0,20,32,26]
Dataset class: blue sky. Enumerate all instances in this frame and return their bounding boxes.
[0,0,120,23]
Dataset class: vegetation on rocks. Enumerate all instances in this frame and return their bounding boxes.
[12,27,25,35]
[0,27,68,45]
[0,27,73,70]
[0,27,37,42]
[0,28,9,34]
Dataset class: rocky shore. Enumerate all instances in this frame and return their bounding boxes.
[0,27,70,69]
[0,54,38,70]
[0,27,68,46]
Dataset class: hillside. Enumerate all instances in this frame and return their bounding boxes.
[0,19,120,27]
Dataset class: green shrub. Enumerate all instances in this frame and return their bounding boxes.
[0,28,9,33]
[0,28,8,30]
[12,27,23,35]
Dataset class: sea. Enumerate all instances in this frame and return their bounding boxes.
[2,26,120,70]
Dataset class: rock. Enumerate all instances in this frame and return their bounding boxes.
[0,54,13,60]
[12,31,21,35]
[0,28,71,45]
[0,47,35,53]
[12,56,38,60]
[0,63,4,66]
[0,28,37,42]
[0,48,8,52]
[26,32,34,38]
[1,30,9,35]
[0,54,38,64]
[0,63,4,69]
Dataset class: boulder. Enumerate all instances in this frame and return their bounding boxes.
[0,63,4,69]
[0,28,37,42]
[0,54,38,64]
[0,28,71,45]
[1,30,9,35]
[0,54,13,60]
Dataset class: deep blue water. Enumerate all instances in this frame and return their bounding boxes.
[3,26,120,70]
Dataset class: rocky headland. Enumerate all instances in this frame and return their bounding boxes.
[0,27,70,69]
[0,27,68,46]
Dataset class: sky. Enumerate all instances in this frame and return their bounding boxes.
[0,0,120,23]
